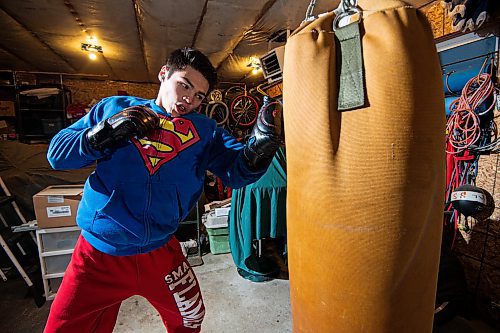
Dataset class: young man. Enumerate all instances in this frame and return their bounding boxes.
[44,47,281,332]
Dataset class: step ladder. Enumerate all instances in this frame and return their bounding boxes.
[0,177,45,307]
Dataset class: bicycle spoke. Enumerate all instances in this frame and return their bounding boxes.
[230,95,258,126]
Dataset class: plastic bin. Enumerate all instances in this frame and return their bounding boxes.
[203,211,228,229]
[43,253,72,274]
[40,230,80,252]
[48,277,63,294]
[206,227,230,254]
[41,118,63,135]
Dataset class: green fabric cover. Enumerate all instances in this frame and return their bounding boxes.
[228,147,287,281]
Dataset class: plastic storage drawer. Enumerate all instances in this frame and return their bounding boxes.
[40,230,80,252]
[43,253,73,274]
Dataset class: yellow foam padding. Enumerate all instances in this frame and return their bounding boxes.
[283,1,445,332]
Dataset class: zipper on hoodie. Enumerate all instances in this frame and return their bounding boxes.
[141,123,162,249]
[142,178,152,248]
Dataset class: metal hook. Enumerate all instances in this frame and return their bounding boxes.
[332,7,361,31]
[334,0,359,15]
[332,0,361,31]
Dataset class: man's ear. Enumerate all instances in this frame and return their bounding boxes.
[158,65,168,82]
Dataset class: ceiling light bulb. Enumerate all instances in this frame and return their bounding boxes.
[252,68,259,75]
[88,36,98,43]
[89,52,97,60]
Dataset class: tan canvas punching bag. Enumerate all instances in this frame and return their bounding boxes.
[283,1,445,332]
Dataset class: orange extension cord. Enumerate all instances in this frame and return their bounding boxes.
[445,69,497,246]
[446,73,495,154]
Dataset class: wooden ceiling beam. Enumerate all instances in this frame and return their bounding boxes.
[191,0,209,48]
[132,0,150,79]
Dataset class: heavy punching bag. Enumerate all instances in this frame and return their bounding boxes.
[283,1,445,332]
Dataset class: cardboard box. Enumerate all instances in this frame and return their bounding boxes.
[33,185,84,229]
[204,198,231,212]
[0,100,15,116]
[0,120,14,134]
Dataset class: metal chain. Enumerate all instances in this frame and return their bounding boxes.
[303,0,317,23]
[303,0,361,25]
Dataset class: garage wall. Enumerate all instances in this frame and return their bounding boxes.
[421,3,500,323]
[456,152,500,322]
[63,78,159,105]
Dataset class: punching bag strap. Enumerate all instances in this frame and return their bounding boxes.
[333,0,366,111]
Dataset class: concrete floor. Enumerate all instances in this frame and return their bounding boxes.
[113,253,291,333]
[0,252,497,333]
[0,253,291,333]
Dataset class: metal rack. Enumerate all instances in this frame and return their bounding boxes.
[179,201,203,266]
[15,72,71,143]
[0,70,17,140]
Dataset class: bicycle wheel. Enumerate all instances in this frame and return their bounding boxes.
[197,101,208,114]
[230,95,259,127]
[249,92,262,107]
[204,102,212,117]
[208,101,229,126]
[261,101,283,122]
[224,86,245,103]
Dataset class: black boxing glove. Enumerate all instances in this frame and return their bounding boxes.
[243,96,283,170]
[86,105,159,152]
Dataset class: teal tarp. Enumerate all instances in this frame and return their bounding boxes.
[228,147,287,281]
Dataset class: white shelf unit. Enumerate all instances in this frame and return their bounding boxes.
[35,226,80,300]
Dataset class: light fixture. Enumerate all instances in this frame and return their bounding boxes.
[81,42,103,60]
[81,43,103,53]
[247,56,262,74]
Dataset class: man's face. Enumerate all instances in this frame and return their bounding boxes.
[157,65,209,117]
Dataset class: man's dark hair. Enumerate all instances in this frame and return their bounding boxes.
[166,47,218,91]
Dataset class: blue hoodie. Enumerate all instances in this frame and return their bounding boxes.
[47,96,265,255]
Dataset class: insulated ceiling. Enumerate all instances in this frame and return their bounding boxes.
[0,0,434,84]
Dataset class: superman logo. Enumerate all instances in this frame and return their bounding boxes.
[131,114,200,175]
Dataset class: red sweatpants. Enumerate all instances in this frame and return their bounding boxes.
[44,236,204,333]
